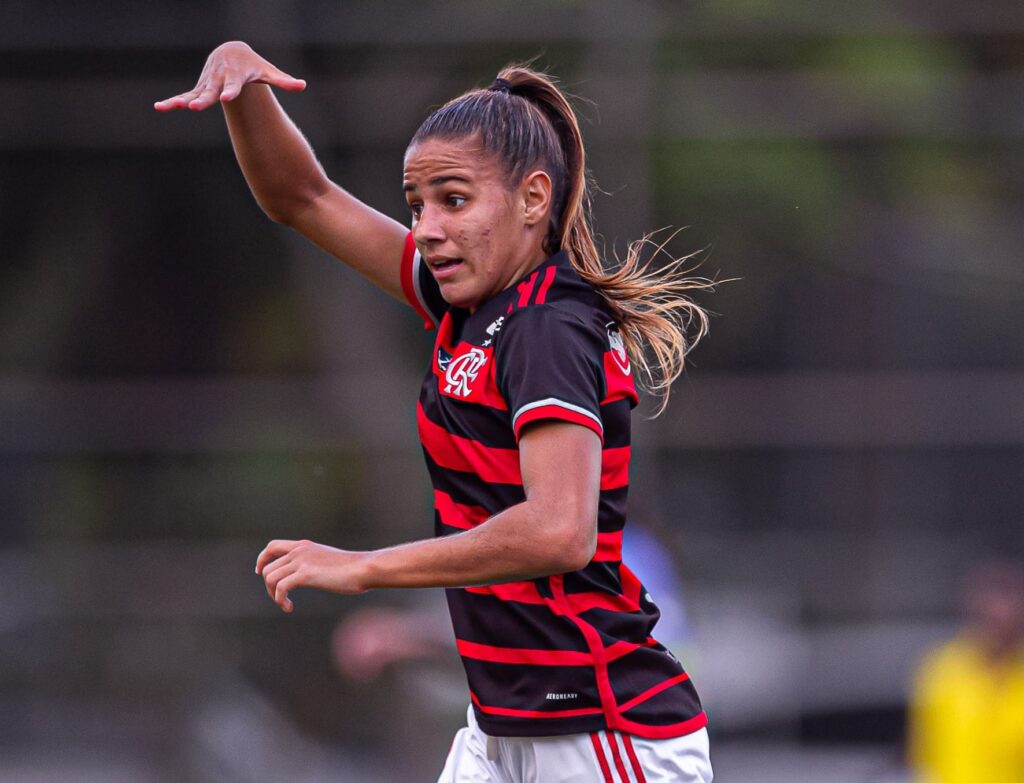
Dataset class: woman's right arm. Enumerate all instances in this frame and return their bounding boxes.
[154,41,408,300]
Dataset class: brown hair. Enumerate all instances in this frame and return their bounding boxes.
[410,65,718,414]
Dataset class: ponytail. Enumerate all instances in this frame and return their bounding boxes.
[411,64,720,415]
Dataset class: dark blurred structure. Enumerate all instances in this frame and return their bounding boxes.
[0,1,1021,781]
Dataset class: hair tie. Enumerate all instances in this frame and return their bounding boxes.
[488,78,513,95]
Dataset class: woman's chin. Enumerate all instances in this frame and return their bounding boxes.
[438,283,483,312]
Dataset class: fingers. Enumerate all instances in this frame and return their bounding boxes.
[274,572,302,613]
[155,57,218,112]
[265,67,307,93]
[255,538,299,574]
[153,89,201,112]
[261,554,305,613]
[152,78,221,112]
[259,550,296,612]
[219,76,244,103]
[257,539,310,613]
[154,42,306,112]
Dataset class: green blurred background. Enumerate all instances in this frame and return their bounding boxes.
[1,1,1021,780]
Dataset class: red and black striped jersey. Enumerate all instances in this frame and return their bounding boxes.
[401,234,707,739]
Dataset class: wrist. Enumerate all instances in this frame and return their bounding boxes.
[356,549,386,591]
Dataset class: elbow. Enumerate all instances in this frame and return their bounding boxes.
[256,174,331,226]
[260,201,294,225]
[545,517,597,574]
[564,537,597,573]
[258,191,312,226]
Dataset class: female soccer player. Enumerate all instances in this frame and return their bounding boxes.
[156,41,716,782]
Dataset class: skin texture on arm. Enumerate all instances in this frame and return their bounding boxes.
[255,420,601,612]
[154,41,408,300]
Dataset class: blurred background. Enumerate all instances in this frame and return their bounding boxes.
[1,1,1022,781]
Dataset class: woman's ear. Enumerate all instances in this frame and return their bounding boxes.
[521,170,553,227]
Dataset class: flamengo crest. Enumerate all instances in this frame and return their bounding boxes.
[444,348,488,397]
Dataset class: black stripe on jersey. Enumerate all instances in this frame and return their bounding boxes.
[420,386,518,450]
[421,449,526,515]
[598,399,632,449]
[447,588,589,652]
[577,607,660,647]
[461,658,602,712]
[561,561,625,594]
[597,487,629,533]
[608,650,704,724]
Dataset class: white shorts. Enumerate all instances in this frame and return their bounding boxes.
[438,705,713,783]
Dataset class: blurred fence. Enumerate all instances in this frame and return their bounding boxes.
[1,1,1022,780]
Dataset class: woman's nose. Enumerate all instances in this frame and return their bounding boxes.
[413,205,446,244]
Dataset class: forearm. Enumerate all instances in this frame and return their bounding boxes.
[222,83,328,223]
[222,81,407,297]
[256,423,601,611]
[363,500,596,590]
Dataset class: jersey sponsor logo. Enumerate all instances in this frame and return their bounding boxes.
[444,347,488,397]
[607,322,631,376]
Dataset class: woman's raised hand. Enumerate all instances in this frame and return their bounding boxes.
[153,41,306,112]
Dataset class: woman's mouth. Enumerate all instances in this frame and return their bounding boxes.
[429,258,464,278]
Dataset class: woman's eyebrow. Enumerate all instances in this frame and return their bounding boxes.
[403,174,472,193]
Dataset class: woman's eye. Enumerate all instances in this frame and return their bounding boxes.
[409,203,423,219]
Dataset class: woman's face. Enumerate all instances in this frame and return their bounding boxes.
[403,136,549,312]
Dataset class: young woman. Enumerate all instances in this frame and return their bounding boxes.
[156,41,716,783]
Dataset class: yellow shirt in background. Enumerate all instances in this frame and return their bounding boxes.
[910,635,1024,783]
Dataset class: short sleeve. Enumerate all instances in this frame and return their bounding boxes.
[494,304,606,443]
[399,232,447,329]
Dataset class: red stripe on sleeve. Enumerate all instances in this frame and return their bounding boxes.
[516,270,538,308]
[399,233,435,330]
[601,352,639,405]
[601,446,630,491]
[534,265,557,304]
[594,530,623,562]
[513,404,604,444]
[417,403,522,485]
[607,732,631,783]
[434,490,490,530]
[590,733,616,783]
[622,735,648,783]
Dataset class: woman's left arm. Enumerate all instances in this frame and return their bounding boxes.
[256,421,601,612]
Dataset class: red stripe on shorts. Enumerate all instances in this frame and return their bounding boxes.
[590,732,616,783]
[623,735,648,783]
[607,732,631,782]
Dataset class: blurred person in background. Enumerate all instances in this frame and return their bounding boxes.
[157,41,716,782]
[908,560,1024,783]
